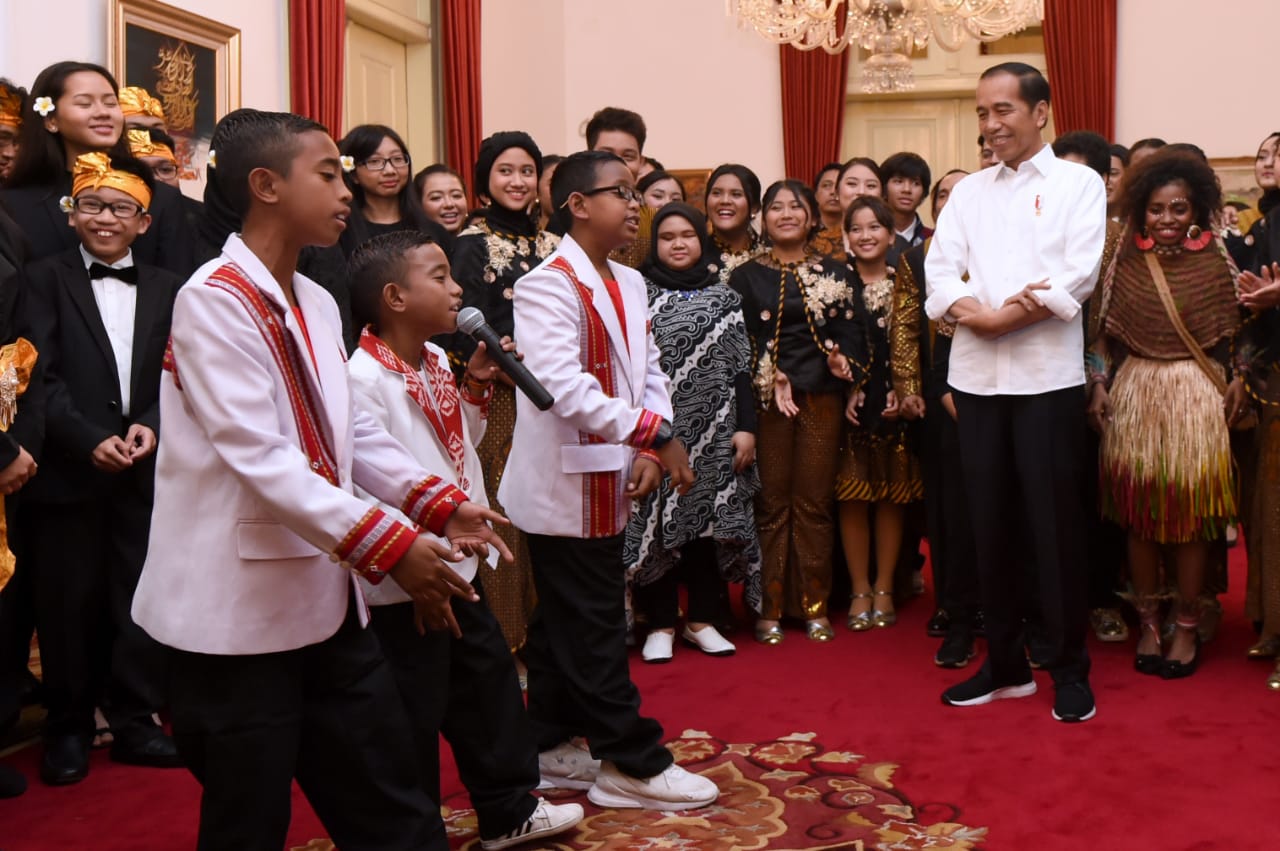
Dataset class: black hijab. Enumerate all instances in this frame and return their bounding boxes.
[641,202,719,291]
[469,131,542,237]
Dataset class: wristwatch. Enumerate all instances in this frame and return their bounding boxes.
[652,419,674,449]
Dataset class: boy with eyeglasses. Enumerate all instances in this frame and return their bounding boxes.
[18,152,183,784]
[501,150,716,811]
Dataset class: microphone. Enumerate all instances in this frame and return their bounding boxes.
[457,307,556,411]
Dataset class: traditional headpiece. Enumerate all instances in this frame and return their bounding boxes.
[118,86,166,121]
[127,128,176,165]
[70,152,152,210]
[0,85,21,130]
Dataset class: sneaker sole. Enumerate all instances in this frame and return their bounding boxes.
[537,775,596,792]
[479,812,584,850]
[942,681,1037,707]
[641,655,673,664]
[934,650,976,669]
[681,638,735,657]
[587,783,716,811]
[1052,705,1097,723]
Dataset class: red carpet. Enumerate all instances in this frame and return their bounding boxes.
[2,546,1278,850]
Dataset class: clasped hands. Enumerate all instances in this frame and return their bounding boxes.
[92,424,156,472]
[954,280,1052,339]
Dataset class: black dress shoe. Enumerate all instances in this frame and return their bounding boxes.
[110,724,183,769]
[926,609,950,638]
[40,733,90,786]
[1160,635,1202,680]
[0,763,26,798]
[934,627,976,668]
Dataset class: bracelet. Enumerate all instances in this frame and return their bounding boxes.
[462,370,491,391]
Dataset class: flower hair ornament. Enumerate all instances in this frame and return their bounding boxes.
[207,149,216,169]
[33,96,54,117]
[340,155,355,173]
[58,196,74,214]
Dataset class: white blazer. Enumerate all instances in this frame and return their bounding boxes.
[348,342,490,603]
[132,235,467,655]
[498,234,673,539]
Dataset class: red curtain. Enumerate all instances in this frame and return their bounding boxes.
[440,0,482,196]
[289,0,346,136]
[1042,0,1116,140]
[780,45,850,183]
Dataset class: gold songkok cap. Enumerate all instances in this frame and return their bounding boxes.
[118,86,165,120]
[71,152,152,210]
[127,128,176,165]
[0,86,21,129]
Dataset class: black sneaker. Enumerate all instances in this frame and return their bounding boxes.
[934,628,976,668]
[1051,681,1097,723]
[926,609,951,637]
[941,669,1036,707]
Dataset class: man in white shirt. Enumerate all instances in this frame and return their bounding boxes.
[925,62,1106,724]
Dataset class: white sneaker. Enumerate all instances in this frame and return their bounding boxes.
[682,625,736,656]
[480,800,584,850]
[587,761,719,811]
[537,739,600,791]
[642,631,675,663]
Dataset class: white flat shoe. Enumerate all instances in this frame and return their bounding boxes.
[682,625,735,657]
[587,761,718,811]
[642,631,675,663]
[480,799,583,849]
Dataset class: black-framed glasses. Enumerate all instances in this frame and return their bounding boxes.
[71,197,145,218]
[582,184,642,204]
[149,162,179,179]
[361,155,410,171]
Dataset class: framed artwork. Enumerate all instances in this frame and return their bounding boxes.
[1211,156,1263,209]
[110,0,241,196]
[671,168,713,213]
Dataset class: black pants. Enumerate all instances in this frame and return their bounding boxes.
[26,493,165,737]
[954,387,1091,686]
[633,538,727,629]
[921,406,980,623]
[525,533,672,779]
[169,601,445,851]
[0,495,35,725]
[1083,427,1126,609]
[369,579,538,841]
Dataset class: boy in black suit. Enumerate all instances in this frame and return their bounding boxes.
[19,152,182,785]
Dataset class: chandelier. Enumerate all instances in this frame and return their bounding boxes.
[728,0,1044,93]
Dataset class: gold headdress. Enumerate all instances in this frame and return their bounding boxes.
[118,86,166,121]
[71,152,152,210]
[127,128,176,165]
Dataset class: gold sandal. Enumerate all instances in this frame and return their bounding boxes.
[872,590,897,628]
[847,593,873,632]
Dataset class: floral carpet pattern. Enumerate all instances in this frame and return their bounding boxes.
[293,730,987,851]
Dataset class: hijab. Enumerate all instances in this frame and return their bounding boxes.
[469,131,542,237]
[641,202,719,292]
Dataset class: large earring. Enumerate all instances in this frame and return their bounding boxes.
[1133,230,1155,251]
[1183,224,1211,251]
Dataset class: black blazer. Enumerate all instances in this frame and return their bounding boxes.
[0,177,197,278]
[0,202,44,470]
[20,247,181,503]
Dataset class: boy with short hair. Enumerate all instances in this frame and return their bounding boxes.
[346,230,582,850]
[501,149,718,811]
[131,108,510,849]
[20,153,182,786]
[587,107,652,267]
[880,151,934,267]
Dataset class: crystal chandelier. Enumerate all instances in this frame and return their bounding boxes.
[728,0,1044,93]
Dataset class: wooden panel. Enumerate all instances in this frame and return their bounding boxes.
[344,22,409,138]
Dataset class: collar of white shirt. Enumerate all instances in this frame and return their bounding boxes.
[79,244,135,274]
[896,216,919,243]
[993,142,1054,182]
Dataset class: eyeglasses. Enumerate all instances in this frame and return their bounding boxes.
[360,155,410,171]
[71,197,145,218]
[150,163,178,179]
[582,184,642,204]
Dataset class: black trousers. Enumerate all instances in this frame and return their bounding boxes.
[369,579,538,841]
[954,387,1091,686]
[524,533,672,779]
[921,406,980,623]
[633,538,728,629]
[1083,427,1126,609]
[0,495,36,725]
[169,600,446,851]
[26,492,166,736]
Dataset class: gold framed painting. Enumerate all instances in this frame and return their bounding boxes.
[110,0,241,193]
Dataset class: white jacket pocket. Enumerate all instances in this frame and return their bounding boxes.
[560,443,630,474]
[236,520,321,561]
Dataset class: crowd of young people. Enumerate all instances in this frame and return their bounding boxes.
[0,55,1278,847]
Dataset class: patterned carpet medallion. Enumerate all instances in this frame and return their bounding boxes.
[293,730,987,851]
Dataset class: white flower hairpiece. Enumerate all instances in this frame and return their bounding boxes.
[33,96,54,117]
[58,195,74,213]
[206,149,216,168]
[340,155,355,173]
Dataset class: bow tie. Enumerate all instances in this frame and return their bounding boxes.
[87,262,138,284]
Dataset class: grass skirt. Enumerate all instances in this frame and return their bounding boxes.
[1100,356,1235,543]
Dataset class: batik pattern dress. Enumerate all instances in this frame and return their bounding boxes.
[624,282,763,614]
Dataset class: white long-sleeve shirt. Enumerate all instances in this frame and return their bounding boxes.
[924,143,1106,396]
